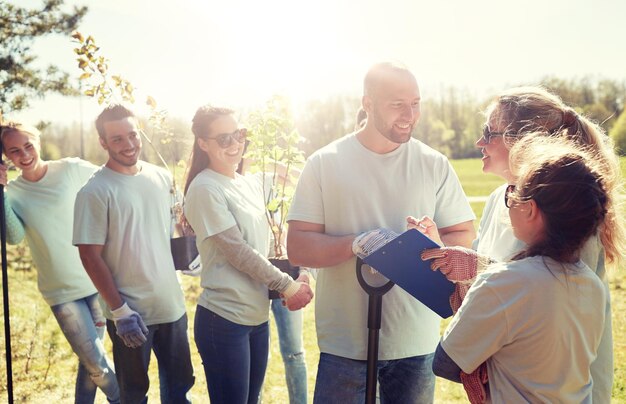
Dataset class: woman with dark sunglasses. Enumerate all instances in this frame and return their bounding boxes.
[182,105,313,404]
[411,86,624,403]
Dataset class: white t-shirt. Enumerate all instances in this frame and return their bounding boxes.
[473,184,524,261]
[475,183,613,403]
[287,133,476,360]
[73,162,186,325]
[184,169,273,326]
[441,257,605,403]
[7,158,98,306]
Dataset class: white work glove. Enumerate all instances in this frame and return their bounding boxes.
[181,254,202,276]
[111,302,149,348]
[352,228,399,259]
[281,279,314,311]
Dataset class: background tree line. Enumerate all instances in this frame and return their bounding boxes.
[2,1,626,165]
[34,75,626,168]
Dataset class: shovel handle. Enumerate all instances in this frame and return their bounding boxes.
[356,257,394,297]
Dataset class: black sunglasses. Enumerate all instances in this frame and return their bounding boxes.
[504,184,516,208]
[206,128,248,149]
[480,125,505,144]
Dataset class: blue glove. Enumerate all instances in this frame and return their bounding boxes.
[111,302,149,348]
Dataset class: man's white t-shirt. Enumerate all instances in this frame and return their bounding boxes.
[441,257,605,403]
[8,158,98,306]
[73,162,186,325]
[287,133,475,360]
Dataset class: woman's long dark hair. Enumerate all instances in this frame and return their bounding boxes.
[183,106,234,195]
[508,135,609,265]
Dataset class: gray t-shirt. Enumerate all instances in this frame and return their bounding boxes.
[8,158,98,306]
[287,133,475,360]
[474,183,613,403]
[73,161,186,325]
[442,257,605,403]
[184,169,273,326]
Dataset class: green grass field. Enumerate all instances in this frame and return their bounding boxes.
[0,158,624,403]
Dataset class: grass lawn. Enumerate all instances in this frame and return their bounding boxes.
[0,157,625,402]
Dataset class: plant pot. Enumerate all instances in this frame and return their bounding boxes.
[268,258,300,299]
[171,235,198,271]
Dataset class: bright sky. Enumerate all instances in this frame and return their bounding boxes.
[11,0,626,125]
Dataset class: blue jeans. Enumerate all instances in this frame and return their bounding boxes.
[106,313,194,404]
[313,352,436,404]
[271,299,308,404]
[194,305,269,404]
[51,293,120,404]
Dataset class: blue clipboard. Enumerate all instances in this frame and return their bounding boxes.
[363,229,454,318]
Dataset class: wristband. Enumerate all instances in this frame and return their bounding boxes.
[281,281,301,299]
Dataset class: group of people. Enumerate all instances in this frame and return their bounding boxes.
[0,105,313,404]
[0,61,622,404]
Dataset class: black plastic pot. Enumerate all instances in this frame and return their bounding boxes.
[171,235,198,271]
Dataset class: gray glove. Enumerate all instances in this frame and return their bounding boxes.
[111,302,149,348]
[352,228,399,259]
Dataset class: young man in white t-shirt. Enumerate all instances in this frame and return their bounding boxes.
[287,62,476,403]
[73,105,194,403]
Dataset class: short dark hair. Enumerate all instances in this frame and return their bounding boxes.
[95,104,136,138]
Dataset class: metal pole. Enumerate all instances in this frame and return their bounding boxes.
[0,140,14,403]
[365,293,383,404]
[79,81,85,159]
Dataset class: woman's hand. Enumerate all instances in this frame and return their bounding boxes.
[406,215,443,245]
[282,282,314,311]
[421,246,494,284]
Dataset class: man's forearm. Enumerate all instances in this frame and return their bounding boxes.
[287,231,355,268]
[441,230,475,248]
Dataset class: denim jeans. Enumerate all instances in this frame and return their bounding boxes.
[271,299,308,404]
[313,352,436,404]
[51,293,120,404]
[106,313,194,404]
[194,305,269,404]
